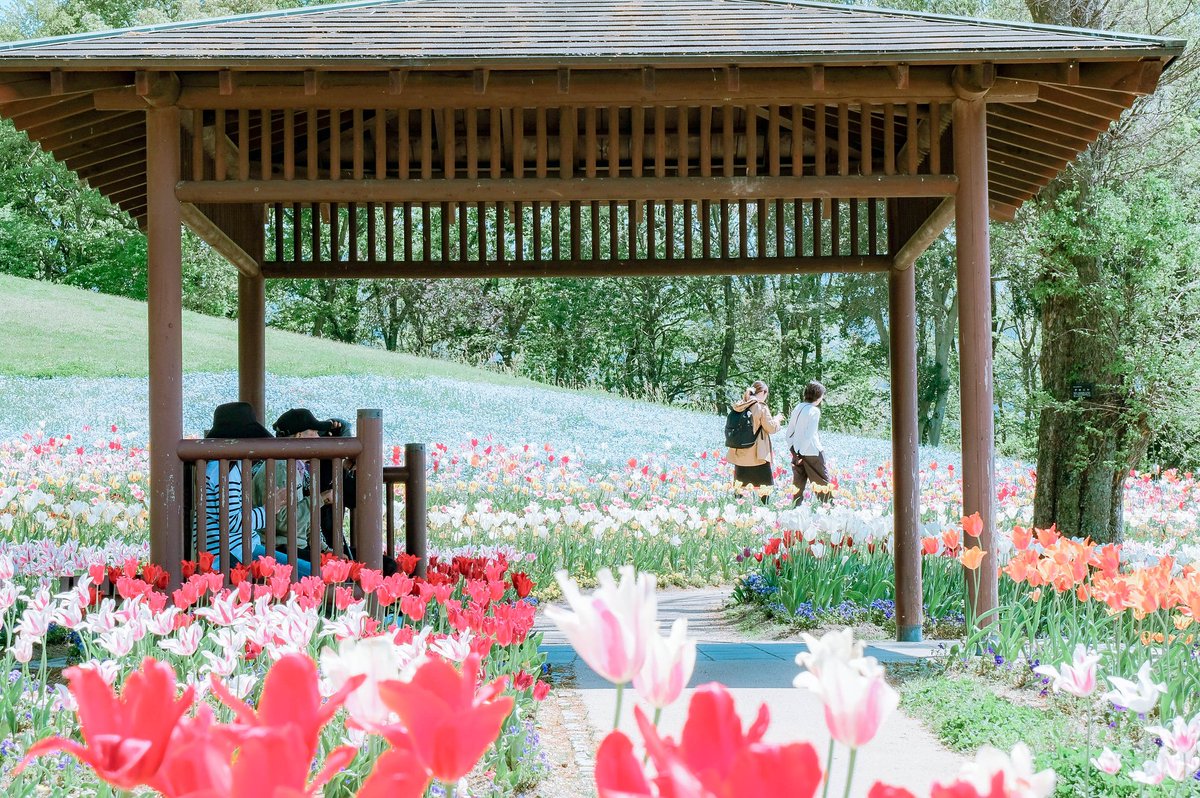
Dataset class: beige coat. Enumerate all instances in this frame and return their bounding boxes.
[727,398,781,466]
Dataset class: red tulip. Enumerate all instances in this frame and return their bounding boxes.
[511,571,534,598]
[359,727,433,798]
[16,657,193,790]
[209,652,362,762]
[869,784,918,798]
[595,732,654,797]
[377,653,514,782]
[608,683,822,798]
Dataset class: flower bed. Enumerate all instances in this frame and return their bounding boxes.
[0,552,547,796]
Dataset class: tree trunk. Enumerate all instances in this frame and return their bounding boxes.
[1032,239,1150,543]
[715,275,736,407]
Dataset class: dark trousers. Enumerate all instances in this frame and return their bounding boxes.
[791,450,832,506]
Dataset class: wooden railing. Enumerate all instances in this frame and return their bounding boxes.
[176,408,425,581]
[384,443,427,578]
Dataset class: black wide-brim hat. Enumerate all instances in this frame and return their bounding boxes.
[273,408,335,437]
[205,402,274,439]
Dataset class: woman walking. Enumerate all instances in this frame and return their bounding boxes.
[786,380,834,507]
[727,380,782,503]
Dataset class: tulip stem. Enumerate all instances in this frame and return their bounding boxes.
[652,707,662,727]
[821,738,834,798]
[613,682,625,729]
[842,747,858,798]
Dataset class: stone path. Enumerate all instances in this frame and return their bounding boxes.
[535,586,966,797]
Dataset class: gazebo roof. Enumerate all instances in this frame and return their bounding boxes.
[0,0,1183,67]
[0,0,1184,227]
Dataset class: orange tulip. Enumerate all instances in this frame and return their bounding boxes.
[1035,526,1060,549]
[962,513,983,542]
[920,536,940,556]
[1010,525,1032,551]
[959,546,987,571]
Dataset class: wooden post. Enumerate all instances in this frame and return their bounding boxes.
[147,106,184,588]
[237,273,266,422]
[953,92,999,627]
[405,443,427,578]
[355,409,384,573]
[889,262,922,641]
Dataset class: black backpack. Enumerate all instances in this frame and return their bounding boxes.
[724,404,759,449]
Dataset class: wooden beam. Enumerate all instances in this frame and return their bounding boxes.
[180,201,261,277]
[177,174,958,204]
[91,67,1040,110]
[0,71,132,103]
[7,94,94,129]
[985,116,1093,159]
[988,103,1112,140]
[1035,84,1132,119]
[37,111,144,150]
[40,118,145,156]
[261,254,893,279]
[997,59,1164,96]
[893,196,955,271]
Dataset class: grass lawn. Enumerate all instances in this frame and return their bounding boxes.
[1,273,528,384]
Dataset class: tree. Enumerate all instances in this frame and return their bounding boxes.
[1020,0,1200,541]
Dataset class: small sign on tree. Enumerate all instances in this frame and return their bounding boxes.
[1070,382,1094,400]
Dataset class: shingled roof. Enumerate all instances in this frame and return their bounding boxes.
[0,0,1183,67]
[0,0,1185,225]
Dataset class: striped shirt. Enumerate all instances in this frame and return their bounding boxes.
[204,460,266,562]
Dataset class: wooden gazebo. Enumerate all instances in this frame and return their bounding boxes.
[0,0,1182,639]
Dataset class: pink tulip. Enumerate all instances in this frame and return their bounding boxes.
[546,565,657,685]
[1032,644,1099,698]
[1090,747,1121,775]
[814,658,898,749]
[633,618,697,710]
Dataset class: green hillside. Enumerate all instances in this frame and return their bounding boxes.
[2,273,528,384]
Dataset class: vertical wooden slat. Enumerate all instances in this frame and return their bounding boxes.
[861,104,873,177]
[811,196,822,256]
[869,198,879,255]
[907,103,920,176]
[420,108,433,179]
[551,202,561,261]
[423,203,432,261]
[293,203,301,262]
[329,109,341,180]
[720,200,730,259]
[647,199,656,258]
[794,199,803,257]
[738,200,748,259]
[490,107,503,179]
[831,200,841,256]
[679,107,692,257]
[850,199,860,256]
[884,104,896,175]
[774,199,784,258]
[306,108,318,177]
[191,109,203,181]
[756,199,766,258]
[791,104,803,178]
[721,105,734,177]
[330,202,339,263]
[237,109,249,180]
[308,458,321,578]
[745,104,757,177]
[398,109,411,179]
[261,110,272,180]
[332,457,344,559]
[194,460,207,561]
[285,460,298,571]
[214,110,226,180]
[444,108,456,179]
[217,459,230,576]
[263,458,276,558]
[466,107,479,179]
[814,103,826,177]
[274,204,284,262]
[533,202,543,261]
[375,109,387,180]
[514,108,525,260]
[283,109,295,180]
[459,198,469,262]
[768,104,781,177]
[240,458,253,567]
[929,102,942,175]
[838,103,850,177]
[350,111,363,262]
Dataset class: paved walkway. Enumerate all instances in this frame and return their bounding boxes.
[536,587,966,797]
